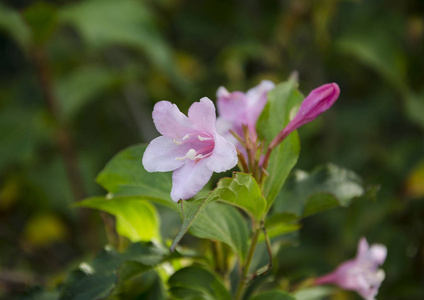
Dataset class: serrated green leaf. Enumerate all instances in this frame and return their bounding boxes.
[189,202,249,260]
[207,172,266,220]
[96,144,178,211]
[257,78,303,209]
[170,173,265,252]
[77,197,160,242]
[0,4,32,50]
[274,163,367,218]
[59,243,167,300]
[250,290,296,300]
[168,266,231,300]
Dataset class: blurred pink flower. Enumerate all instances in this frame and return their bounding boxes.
[269,83,340,149]
[216,80,275,147]
[315,238,387,300]
[142,98,237,202]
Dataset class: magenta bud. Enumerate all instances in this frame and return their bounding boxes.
[269,83,340,149]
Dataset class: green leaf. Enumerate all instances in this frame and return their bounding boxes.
[168,266,231,300]
[170,173,265,251]
[273,164,368,218]
[59,243,167,300]
[77,197,160,242]
[207,172,266,220]
[257,78,304,209]
[0,4,32,50]
[405,92,424,130]
[257,77,304,141]
[96,144,178,211]
[263,133,301,210]
[250,290,296,300]
[294,286,334,300]
[336,30,408,95]
[56,66,119,120]
[259,213,301,242]
[23,2,58,45]
[59,0,172,72]
[189,202,249,260]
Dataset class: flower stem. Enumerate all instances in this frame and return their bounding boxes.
[235,224,261,300]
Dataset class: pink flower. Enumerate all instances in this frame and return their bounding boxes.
[216,80,275,147]
[142,98,238,202]
[269,83,340,149]
[315,238,387,300]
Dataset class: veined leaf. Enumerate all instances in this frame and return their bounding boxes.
[273,163,373,219]
[170,173,265,251]
[168,266,231,300]
[189,202,249,260]
[96,144,178,211]
[257,78,304,209]
[59,243,167,300]
[77,197,160,242]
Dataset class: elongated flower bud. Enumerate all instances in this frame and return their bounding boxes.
[269,83,340,149]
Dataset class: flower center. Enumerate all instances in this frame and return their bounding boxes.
[174,133,215,161]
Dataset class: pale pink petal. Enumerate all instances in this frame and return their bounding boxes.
[170,160,213,202]
[216,117,239,146]
[142,136,186,172]
[368,244,387,265]
[246,80,275,107]
[153,101,193,139]
[188,97,217,133]
[357,237,370,258]
[217,90,248,122]
[206,134,238,172]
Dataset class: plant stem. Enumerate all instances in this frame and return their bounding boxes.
[235,224,261,300]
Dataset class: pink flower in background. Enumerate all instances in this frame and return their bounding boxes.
[142,98,237,202]
[216,80,275,147]
[315,238,387,300]
[269,83,340,149]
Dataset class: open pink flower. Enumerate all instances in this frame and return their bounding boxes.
[142,98,237,202]
[216,80,275,146]
[315,238,387,300]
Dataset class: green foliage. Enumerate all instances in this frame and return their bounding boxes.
[59,0,172,73]
[96,144,178,211]
[77,197,160,242]
[168,266,231,300]
[257,78,303,209]
[273,164,371,219]
[171,173,265,251]
[0,4,31,50]
[250,290,296,300]
[189,202,249,260]
[55,66,120,120]
[59,243,167,300]
[23,2,58,45]
[293,286,334,300]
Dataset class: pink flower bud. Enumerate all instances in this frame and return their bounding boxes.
[269,83,340,149]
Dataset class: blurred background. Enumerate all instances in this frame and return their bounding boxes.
[0,0,423,299]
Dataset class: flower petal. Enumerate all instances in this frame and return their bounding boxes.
[369,244,387,265]
[246,80,275,107]
[142,136,186,172]
[153,101,193,139]
[206,134,238,172]
[170,160,213,201]
[217,89,248,122]
[357,237,370,258]
[188,97,217,133]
